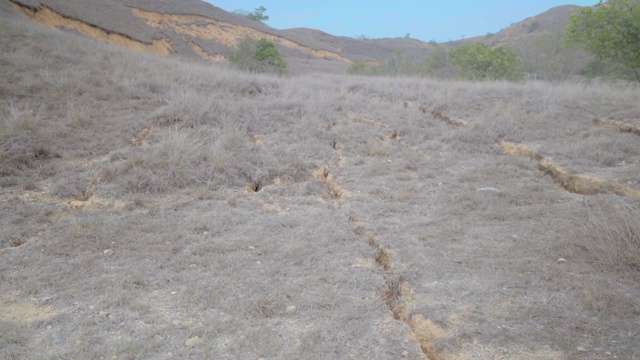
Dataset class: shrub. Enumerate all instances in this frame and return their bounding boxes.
[229,38,287,74]
[449,43,520,81]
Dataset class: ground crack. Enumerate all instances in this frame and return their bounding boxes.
[498,140,640,201]
[315,133,447,359]
[594,118,640,136]
[350,217,447,360]
[420,106,468,127]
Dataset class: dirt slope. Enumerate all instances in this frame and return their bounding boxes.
[6,0,379,73]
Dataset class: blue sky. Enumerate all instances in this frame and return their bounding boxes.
[205,1,599,42]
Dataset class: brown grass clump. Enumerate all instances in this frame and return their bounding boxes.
[381,277,404,312]
[375,247,392,271]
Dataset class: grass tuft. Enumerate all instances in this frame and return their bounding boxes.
[574,196,640,272]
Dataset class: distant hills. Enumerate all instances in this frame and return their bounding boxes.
[4,0,585,74]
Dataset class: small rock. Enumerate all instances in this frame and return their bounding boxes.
[576,346,587,352]
[557,258,567,263]
[189,264,197,268]
[286,305,297,314]
[248,246,255,250]
[103,249,114,257]
[185,336,202,347]
[70,200,84,209]
[402,350,409,357]
[170,291,178,295]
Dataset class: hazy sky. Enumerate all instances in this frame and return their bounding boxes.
[205,1,599,42]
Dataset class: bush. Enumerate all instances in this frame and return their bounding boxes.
[229,38,287,74]
[449,43,520,81]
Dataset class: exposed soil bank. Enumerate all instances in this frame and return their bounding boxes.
[498,140,640,201]
[11,2,171,55]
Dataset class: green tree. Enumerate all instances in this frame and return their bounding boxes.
[229,38,287,74]
[449,43,520,80]
[565,0,640,82]
[249,6,269,23]
[233,6,269,23]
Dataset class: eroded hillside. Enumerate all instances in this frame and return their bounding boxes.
[7,0,376,73]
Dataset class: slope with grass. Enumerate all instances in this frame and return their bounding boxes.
[2,12,640,360]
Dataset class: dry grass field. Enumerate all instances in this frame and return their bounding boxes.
[1,12,640,360]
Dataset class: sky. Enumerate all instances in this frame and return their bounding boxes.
[205,1,599,42]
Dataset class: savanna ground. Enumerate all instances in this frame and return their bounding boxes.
[1,12,640,360]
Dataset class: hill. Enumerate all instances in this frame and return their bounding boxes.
[2,5,640,359]
[5,0,442,73]
[6,0,587,75]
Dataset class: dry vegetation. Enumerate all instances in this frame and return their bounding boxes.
[1,12,640,360]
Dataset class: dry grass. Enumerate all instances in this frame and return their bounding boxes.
[1,13,640,360]
[574,196,640,271]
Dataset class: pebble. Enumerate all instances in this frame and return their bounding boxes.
[103,249,114,256]
[185,336,202,347]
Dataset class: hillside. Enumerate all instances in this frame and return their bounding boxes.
[2,7,640,359]
[5,0,587,75]
[5,0,441,73]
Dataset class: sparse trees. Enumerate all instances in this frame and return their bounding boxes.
[565,0,640,82]
[229,38,287,74]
